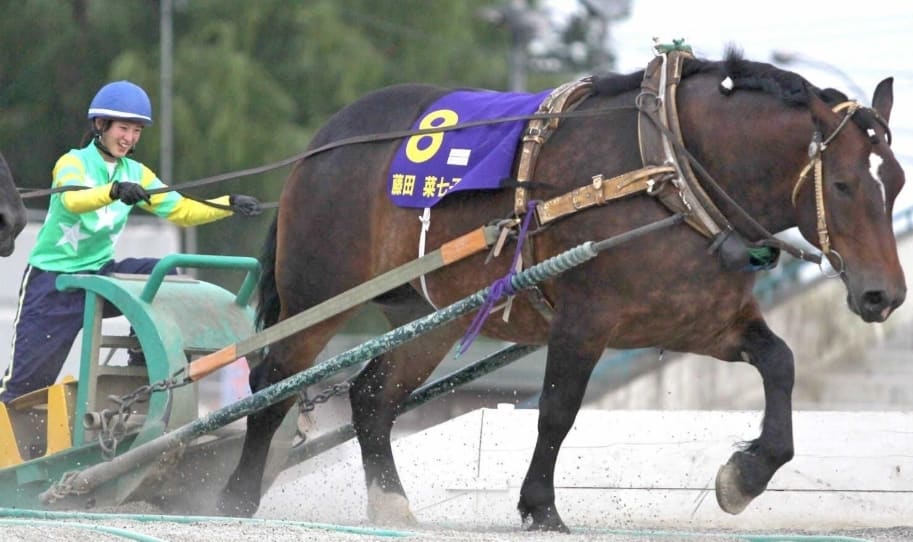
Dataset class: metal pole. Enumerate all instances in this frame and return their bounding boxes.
[160,0,196,255]
[509,23,528,92]
[283,343,542,467]
[507,0,531,91]
[159,0,173,186]
[39,215,682,503]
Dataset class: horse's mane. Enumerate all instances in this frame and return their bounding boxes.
[591,47,846,107]
[589,47,889,143]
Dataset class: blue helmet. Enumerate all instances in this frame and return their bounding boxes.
[87,80,153,126]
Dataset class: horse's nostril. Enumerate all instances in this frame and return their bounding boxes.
[862,290,886,308]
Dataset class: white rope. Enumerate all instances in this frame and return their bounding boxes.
[417,207,438,310]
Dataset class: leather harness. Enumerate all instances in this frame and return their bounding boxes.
[509,50,732,320]
[495,46,877,322]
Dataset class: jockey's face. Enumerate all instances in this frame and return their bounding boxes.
[97,119,144,161]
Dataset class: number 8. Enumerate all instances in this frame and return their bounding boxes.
[405,109,459,164]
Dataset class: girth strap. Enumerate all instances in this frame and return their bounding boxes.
[514,78,595,216]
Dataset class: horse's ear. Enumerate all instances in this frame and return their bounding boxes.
[871,77,894,123]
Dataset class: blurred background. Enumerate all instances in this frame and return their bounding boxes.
[2,0,911,272]
[0,0,910,418]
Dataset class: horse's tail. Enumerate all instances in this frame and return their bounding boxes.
[255,215,281,331]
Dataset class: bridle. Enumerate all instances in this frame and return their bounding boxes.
[790,101,889,276]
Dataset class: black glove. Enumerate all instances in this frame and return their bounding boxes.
[229,194,262,216]
[109,181,151,205]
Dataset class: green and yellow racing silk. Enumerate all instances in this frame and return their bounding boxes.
[29,143,231,272]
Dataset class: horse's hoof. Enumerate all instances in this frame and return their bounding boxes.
[518,501,570,533]
[715,461,753,514]
[525,517,571,533]
[217,490,259,518]
[367,482,417,526]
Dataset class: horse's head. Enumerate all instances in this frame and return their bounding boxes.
[792,80,906,322]
[0,152,26,257]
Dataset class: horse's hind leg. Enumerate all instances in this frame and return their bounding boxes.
[715,315,795,514]
[349,301,466,526]
[218,314,350,516]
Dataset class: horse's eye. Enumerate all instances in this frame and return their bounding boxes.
[834,181,852,195]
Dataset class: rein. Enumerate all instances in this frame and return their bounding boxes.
[637,105,823,265]
[18,105,636,201]
[19,73,867,274]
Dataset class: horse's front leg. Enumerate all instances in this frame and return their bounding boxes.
[517,327,603,533]
[715,316,795,514]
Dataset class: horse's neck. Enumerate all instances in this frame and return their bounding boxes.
[680,90,811,238]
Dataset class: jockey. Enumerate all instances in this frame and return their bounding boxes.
[0,80,262,404]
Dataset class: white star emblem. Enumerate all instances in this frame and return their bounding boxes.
[56,222,91,251]
[95,206,117,231]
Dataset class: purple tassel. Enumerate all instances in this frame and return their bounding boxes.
[457,201,538,356]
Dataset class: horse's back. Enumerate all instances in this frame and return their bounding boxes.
[276,84,459,304]
[286,83,451,205]
[309,83,451,147]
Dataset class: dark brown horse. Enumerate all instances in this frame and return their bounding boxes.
[0,151,27,256]
[219,49,906,532]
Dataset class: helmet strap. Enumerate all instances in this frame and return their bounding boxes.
[93,136,117,160]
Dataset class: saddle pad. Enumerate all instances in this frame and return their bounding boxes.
[388,88,552,208]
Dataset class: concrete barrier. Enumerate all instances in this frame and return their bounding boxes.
[258,407,913,531]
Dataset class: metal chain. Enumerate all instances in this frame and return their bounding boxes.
[296,382,351,413]
[41,375,196,502]
[96,376,190,460]
[41,470,85,503]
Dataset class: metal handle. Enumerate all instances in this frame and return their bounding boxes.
[140,253,260,306]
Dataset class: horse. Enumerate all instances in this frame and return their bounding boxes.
[0,151,27,256]
[218,48,906,532]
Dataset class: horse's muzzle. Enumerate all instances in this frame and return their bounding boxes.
[849,286,906,323]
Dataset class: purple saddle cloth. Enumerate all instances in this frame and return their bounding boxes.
[388,88,552,208]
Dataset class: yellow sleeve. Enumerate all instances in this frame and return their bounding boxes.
[166,195,234,227]
[61,183,115,213]
[53,153,115,213]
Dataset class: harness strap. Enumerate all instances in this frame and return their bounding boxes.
[812,157,830,255]
[790,101,862,257]
[417,207,438,309]
[514,79,595,216]
[535,165,676,225]
[510,79,595,322]
[637,50,729,239]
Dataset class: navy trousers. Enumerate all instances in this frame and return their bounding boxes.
[0,258,160,403]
